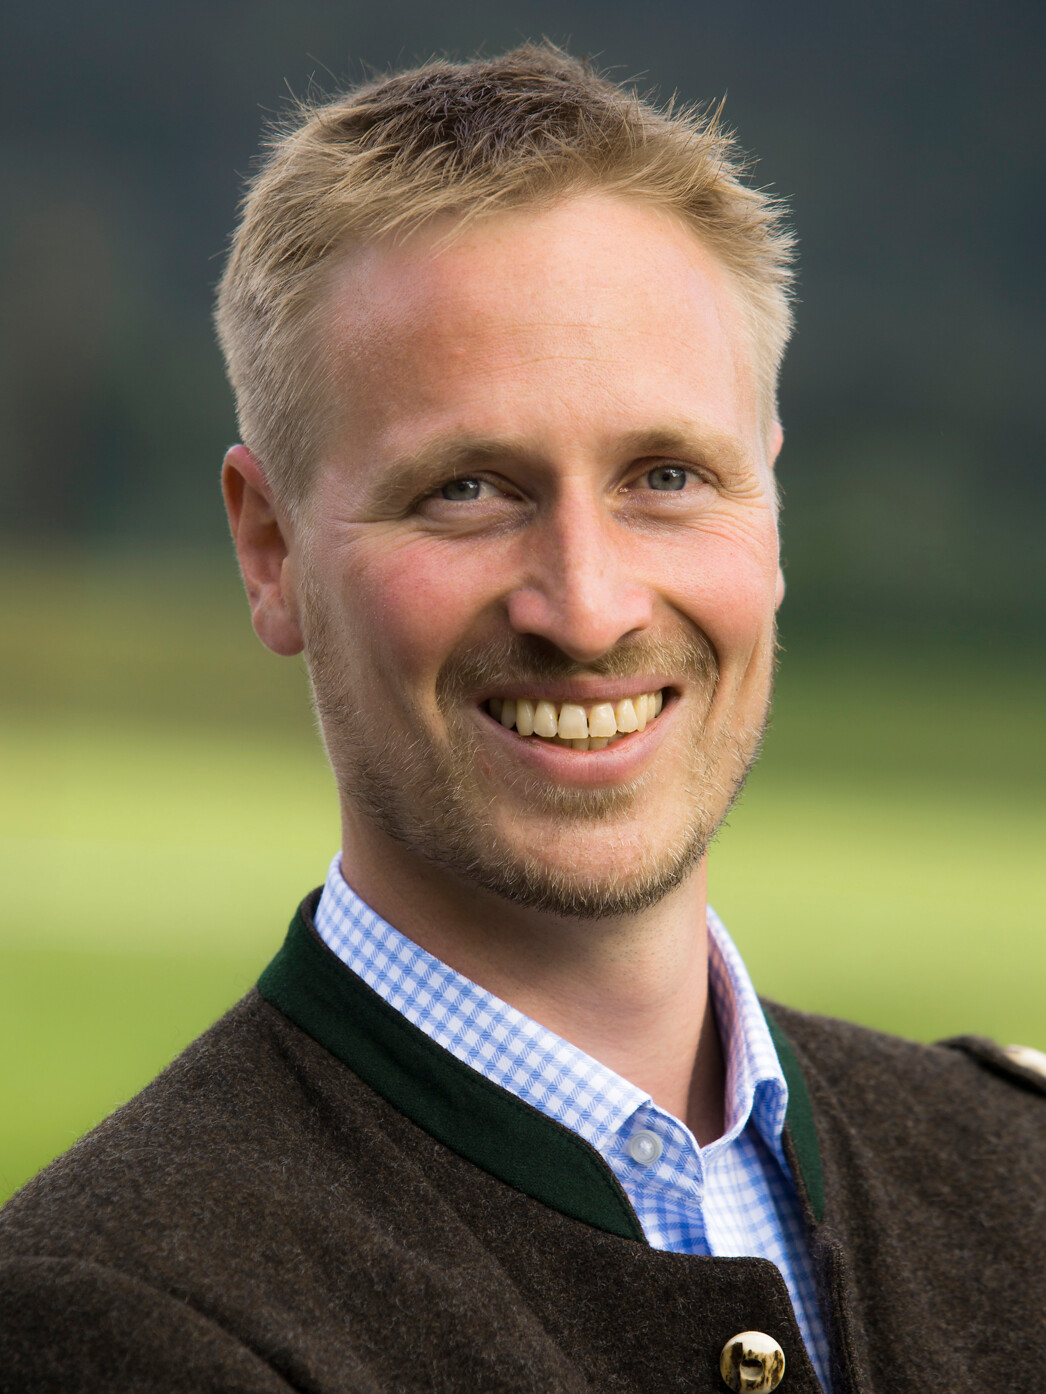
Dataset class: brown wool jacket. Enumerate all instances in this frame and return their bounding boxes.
[1,892,1044,1394]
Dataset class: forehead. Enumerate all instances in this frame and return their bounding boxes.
[317,193,760,468]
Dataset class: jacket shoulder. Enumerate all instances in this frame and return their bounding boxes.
[0,992,387,1387]
[763,997,1046,1113]
[938,1034,1046,1094]
[0,989,369,1260]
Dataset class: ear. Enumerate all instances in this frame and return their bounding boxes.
[768,420,785,611]
[221,445,304,657]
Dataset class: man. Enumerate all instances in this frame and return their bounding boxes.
[1,44,1043,1394]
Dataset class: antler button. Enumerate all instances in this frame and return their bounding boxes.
[1003,1043,1046,1081]
[719,1331,786,1391]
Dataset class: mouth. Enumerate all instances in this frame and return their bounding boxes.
[483,689,666,751]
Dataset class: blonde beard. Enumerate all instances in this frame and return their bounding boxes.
[300,572,772,919]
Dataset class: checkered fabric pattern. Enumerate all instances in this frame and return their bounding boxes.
[316,856,832,1391]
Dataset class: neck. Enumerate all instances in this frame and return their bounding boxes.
[339,818,726,1146]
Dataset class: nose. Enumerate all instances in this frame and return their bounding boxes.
[504,491,655,663]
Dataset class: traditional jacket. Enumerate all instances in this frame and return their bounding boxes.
[1,892,1044,1393]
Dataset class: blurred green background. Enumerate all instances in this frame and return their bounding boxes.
[2,1,1043,1203]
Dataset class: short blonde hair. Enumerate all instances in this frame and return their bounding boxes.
[215,43,795,510]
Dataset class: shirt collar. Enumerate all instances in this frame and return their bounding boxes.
[706,903,790,1157]
[315,855,788,1160]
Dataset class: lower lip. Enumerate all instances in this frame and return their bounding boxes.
[477,703,674,785]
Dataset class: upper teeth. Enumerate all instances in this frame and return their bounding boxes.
[488,691,664,744]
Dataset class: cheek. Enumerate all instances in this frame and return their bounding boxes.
[656,526,779,659]
[341,539,493,698]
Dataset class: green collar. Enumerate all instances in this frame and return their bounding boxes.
[258,893,825,1237]
[764,1009,825,1223]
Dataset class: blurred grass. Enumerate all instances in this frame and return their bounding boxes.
[2,552,1044,1203]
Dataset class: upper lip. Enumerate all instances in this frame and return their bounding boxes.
[476,679,673,706]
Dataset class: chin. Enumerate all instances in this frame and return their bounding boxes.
[434,816,710,921]
[459,848,703,921]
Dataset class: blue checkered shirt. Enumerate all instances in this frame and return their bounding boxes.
[316,855,832,1390]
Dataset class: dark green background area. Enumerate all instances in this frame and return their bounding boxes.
[2,0,1044,640]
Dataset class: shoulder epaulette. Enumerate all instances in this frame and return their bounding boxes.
[939,1035,1046,1096]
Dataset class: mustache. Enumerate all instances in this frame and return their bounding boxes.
[436,631,719,706]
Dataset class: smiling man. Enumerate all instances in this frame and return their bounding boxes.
[2,44,1045,1394]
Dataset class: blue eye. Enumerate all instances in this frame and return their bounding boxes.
[646,465,688,491]
[440,478,484,501]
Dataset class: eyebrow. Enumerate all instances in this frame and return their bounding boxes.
[365,437,541,514]
[611,425,749,469]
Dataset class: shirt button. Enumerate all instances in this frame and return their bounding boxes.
[626,1129,663,1165]
[719,1331,785,1391]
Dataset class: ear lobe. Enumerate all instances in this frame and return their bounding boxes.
[775,566,786,611]
[222,445,305,657]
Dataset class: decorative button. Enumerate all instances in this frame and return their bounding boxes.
[719,1331,785,1392]
[1004,1043,1046,1081]
[626,1129,663,1165]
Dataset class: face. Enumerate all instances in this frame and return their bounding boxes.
[289,194,782,918]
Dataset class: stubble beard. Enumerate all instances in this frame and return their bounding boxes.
[301,589,772,920]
